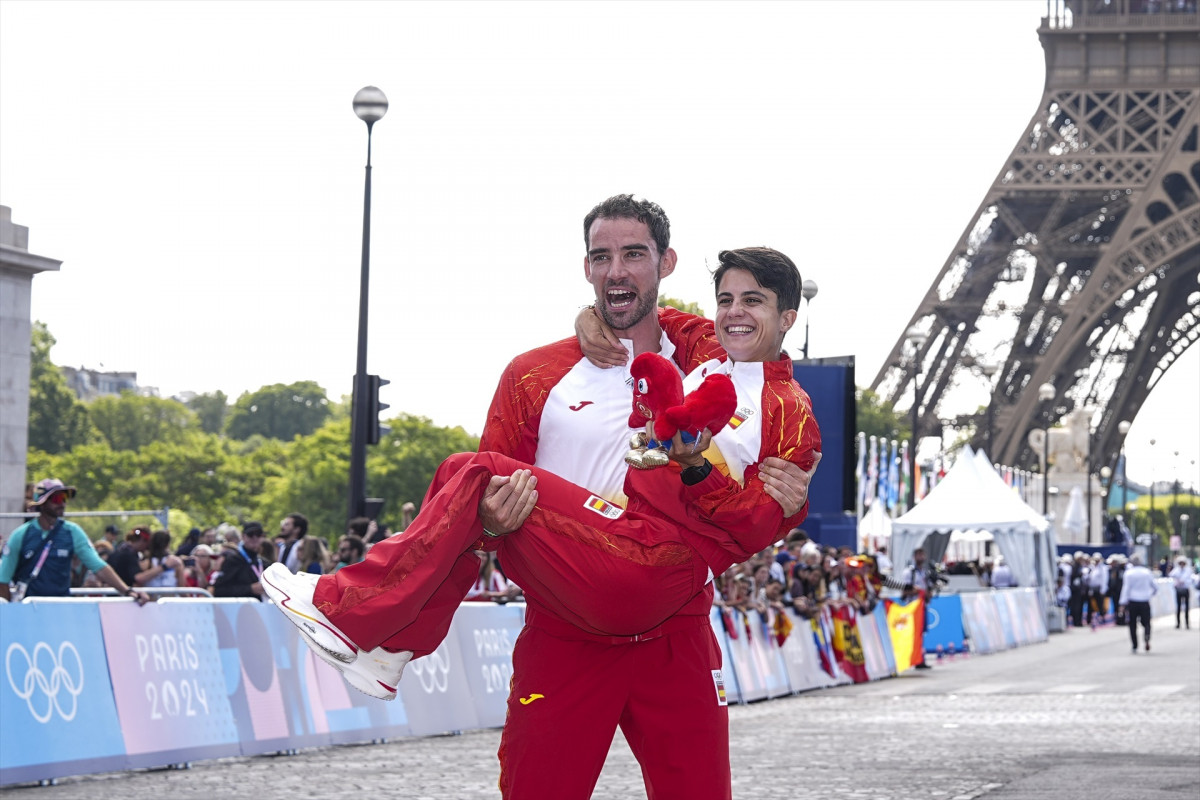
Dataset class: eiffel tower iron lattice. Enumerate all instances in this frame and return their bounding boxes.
[871,0,1199,496]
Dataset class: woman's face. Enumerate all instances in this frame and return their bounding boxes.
[714,268,797,363]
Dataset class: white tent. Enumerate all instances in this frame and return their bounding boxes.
[858,500,892,553]
[891,446,1051,593]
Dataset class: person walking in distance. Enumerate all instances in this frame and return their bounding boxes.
[1168,556,1194,629]
[1118,553,1159,653]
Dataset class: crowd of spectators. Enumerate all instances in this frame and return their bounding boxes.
[3,494,526,606]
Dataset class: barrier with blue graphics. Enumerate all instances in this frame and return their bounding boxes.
[0,585,1133,786]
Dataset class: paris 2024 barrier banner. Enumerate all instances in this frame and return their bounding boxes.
[1,588,1061,786]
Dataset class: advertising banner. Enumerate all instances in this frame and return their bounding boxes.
[1,602,128,783]
[923,595,965,655]
[100,600,240,766]
[451,602,526,728]
[397,622,481,737]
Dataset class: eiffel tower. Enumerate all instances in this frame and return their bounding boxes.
[871,0,1199,493]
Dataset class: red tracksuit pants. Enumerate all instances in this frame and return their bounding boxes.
[311,451,731,799]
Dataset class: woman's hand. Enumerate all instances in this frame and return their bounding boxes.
[576,306,627,368]
[667,429,712,469]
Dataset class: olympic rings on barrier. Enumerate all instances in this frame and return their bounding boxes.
[410,645,451,694]
[6,641,85,723]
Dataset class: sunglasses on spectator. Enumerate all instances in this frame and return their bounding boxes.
[45,491,71,504]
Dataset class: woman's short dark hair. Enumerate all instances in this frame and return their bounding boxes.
[712,247,802,312]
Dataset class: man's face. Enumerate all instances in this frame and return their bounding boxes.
[280,518,298,541]
[242,530,264,554]
[39,490,70,519]
[202,529,218,545]
[337,542,357,563]
[583,217,676,333]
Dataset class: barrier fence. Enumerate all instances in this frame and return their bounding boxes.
[1,582,1184,787]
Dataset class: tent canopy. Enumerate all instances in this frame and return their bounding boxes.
[891,446,1052,591]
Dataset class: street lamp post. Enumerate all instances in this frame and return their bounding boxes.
[1038,382,1056,515]
[1181,513,1190,554]
[1084,411,1098,543]
[906,326,928,509]
[1118,420,1131,524]
[800,279,818,359]
[1100,465,1112,544]
[1149,438,1157,540]
[348,86,388,522]
[981,361,998,457]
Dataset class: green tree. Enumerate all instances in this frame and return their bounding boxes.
[185,390,230,435]
[659,296,705,316]
[855,387,908,442]
[367,413,480,521]
[226,381,331,441]
[89,393,200,452]
[27,322,96,453]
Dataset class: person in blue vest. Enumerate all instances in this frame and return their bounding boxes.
[0,478,150,604]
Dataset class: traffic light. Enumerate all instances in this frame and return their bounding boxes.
[367,374,390,444]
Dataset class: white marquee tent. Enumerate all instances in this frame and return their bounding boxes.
[890,446,1057,597]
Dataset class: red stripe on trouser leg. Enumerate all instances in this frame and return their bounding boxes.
[498,620,729,800]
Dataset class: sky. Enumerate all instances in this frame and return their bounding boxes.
[1,0,1196,491]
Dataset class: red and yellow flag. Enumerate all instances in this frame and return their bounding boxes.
[885,596,926,673]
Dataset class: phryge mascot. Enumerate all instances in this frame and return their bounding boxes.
[625,352,737,469]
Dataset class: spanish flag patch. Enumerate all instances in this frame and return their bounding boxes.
[584,494,623,520]
[727,406,753,429]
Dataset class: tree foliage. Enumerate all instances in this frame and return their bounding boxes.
[27,322,96,453]
[225,381,331,441]
[88,392,200,452]
[185,391,229,435]
[659,296,705,316]
[855,388,909,442]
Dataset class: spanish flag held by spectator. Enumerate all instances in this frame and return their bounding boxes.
[885,596,926,673]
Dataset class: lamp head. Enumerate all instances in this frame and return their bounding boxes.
[905,325,928,349]
[1037,382,1056,402]
[1118,419,1131,435]
[801,279,818,302]
[353,86,389,126]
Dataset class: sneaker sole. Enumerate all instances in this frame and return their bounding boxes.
[339,665,399,701]
[262,570,358,664]
[292,629,396,700]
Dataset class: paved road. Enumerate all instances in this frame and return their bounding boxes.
[10,610,1198,800]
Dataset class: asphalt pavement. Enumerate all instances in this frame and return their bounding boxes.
[9,609,1198,800]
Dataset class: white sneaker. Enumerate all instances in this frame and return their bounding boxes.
[338,647,413,701]
[262,563,358,664]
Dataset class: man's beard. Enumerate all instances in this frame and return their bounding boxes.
[598,279,659,333]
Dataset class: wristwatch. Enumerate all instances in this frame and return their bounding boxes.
[680,460,713,486]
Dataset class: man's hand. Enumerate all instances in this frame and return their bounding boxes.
[478,469,539,536]
[760,451,822,517]
[576,306,628,368]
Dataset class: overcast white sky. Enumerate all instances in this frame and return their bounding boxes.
[1,0,1196,490]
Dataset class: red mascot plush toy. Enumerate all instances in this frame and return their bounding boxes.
[625,352,737,469]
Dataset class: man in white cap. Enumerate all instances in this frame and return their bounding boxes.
[1118,553,1158,652]
[0,478,149,603]
[1168,556,1194,629]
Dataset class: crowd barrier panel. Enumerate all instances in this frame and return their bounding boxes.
[2,583,1136,786]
